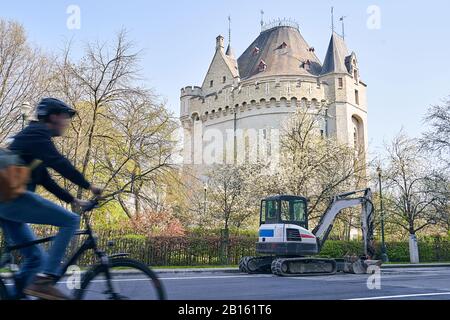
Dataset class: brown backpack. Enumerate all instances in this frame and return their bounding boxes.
[0,148,41,203]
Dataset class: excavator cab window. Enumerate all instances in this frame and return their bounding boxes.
[281,200,307,227]
[261,200,279,225]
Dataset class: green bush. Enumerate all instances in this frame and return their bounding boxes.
[319,241,364,258]
[382,242,410,262]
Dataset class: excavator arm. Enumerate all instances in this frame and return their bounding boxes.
[312,188,376,258]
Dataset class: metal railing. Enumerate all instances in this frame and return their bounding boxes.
[261,18,300,33]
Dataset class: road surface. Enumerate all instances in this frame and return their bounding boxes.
[55,266,450,300]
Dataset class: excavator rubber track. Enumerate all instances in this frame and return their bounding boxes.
[239,256,274,274]
[271,257,337,277]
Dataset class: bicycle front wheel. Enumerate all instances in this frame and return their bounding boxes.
[75,258,166,300]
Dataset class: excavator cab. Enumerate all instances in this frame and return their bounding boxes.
[260,195,308,229]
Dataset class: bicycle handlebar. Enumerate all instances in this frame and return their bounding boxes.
[81,197,101,213]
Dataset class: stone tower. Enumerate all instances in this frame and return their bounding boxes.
[180,20,368,167]
[321,32,368,159]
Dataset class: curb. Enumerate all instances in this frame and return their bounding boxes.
[0,268,239,279]
[2,264,450,279]
[381,263,450,269]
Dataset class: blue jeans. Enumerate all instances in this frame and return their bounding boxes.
[0,191,80,293]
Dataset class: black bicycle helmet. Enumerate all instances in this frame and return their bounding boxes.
[36,98,77,121]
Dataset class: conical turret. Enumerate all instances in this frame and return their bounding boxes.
[321,32,350,75]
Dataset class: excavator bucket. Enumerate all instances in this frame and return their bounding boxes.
[343,256,382,274]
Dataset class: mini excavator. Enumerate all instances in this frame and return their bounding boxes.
[239,189,382,277]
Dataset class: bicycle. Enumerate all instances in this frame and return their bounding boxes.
[0,198,166,300]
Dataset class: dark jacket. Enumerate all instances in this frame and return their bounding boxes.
[9,121,91,204]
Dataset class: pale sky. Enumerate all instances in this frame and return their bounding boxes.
[3,0,450,154]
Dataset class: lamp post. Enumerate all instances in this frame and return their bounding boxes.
[377,166,389,262]
[20,102,32,129]
[203,182,208,217]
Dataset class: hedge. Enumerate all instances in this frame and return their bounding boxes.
[321,239,450,263]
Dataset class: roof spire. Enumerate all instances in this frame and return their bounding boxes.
[331,7,335,32]
[260,9,265,31]
[228,15,232,45]
[340,16,346,40]
[226,15,236,58]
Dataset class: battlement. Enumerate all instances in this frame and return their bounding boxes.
[181,86,203,97]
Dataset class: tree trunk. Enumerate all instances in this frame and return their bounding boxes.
[409,233,420,264]
[220,217,230,265]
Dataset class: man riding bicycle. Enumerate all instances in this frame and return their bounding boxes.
[0,98,102,300]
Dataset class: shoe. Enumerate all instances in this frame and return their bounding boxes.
[11,275,27,300]
[23,275,70,300]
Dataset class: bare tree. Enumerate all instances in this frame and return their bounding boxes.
[47,30,178,216]
[382,132,448,262]
[206,164,266,233]
[100,93,178,218]
[422,98,450,168]
[274,105,367,238]
[0,19,52,142]
[169,169,215,230]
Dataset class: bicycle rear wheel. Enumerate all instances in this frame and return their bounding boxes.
[74,258,166,300]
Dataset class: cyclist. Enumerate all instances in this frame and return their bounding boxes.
[0,98,102,300]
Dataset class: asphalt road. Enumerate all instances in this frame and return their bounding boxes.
[54,267,450,300]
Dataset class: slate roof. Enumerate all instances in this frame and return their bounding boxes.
[321,32,350,75]
[237,26,322,80]
[225,45,239,78]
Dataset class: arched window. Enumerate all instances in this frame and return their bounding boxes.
[301,97,308,108]
[291,97,298,108]
[352,115,365,155]
[192,113,200,122]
